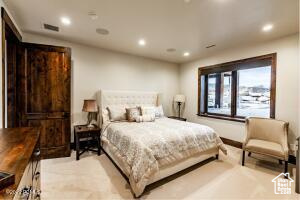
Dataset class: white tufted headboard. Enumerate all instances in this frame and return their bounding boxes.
[96,90,161,127]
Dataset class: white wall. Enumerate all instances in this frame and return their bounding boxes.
[23,33,180,136]
[179,34,299,148]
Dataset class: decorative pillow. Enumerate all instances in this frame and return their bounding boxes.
[102,108,110,124]
[135,115,155,123]
[154,105,164,118]
[126,107,141,122]
[107,106,127,121]
[141,106,156,116]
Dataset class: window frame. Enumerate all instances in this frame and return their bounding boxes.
[197,53,276,123]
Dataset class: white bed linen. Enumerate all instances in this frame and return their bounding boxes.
[101,117,226,196]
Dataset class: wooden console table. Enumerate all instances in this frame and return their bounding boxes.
[0,128,41,200]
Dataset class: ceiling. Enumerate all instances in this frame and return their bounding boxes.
[4,0,299,63]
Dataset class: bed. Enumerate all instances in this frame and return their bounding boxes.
[97,90,227,197]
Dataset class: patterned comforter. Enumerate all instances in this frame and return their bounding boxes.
[101,117,227,196]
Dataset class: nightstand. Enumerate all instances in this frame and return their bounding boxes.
[74,125,101,160]
[168,116,187,121]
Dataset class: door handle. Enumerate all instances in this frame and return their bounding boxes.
[34,172,40,180]
[63,112,70,117]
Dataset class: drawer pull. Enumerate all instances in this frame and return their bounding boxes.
[20,186,31,199]
[34,193,41,200]
[34,149,41,157]
[35,172,40,179]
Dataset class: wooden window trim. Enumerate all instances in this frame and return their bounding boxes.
[198,53,277,122]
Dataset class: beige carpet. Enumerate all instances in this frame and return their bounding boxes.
[41,145,299,199]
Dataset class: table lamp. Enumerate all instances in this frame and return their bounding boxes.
[82,99,98,128]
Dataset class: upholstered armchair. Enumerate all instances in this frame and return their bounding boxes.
[242,117,289,173]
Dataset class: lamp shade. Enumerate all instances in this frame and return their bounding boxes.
[82,99,98,112]
[174,94,185,103]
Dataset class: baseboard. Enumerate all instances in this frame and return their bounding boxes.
[220,137,297,165]
[288,155,296,165]
[70,142,75,150]
[70,137,297,165]
[72,138,244,150]
[220,137,243,149]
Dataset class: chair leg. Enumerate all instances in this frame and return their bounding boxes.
[215,154,219,160]
[284,161,288,174]
[242,150,245,166]
[279,160,283,165]
[248,152,251,157]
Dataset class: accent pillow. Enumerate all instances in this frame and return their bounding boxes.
[141,106,156,116]
[102,108,110,124]
[135,115,155,123]
[155,105,164,118]
[107,106,127,121]
[126,107,141,122]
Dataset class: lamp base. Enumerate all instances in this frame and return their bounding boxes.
[87,123,94,128]
[177,102,182,118]
[86,112,95,128]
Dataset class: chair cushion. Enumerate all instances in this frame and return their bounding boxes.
[244,139,285,160]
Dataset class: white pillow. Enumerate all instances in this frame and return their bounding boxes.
[155,105,164,118]
[107,106,127,121]
[135,115,155,123]
[141,106,156,116]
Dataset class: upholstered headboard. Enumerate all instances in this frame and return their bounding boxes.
[96,90,160,127]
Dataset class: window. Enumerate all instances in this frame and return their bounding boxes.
[198,53,276,122]
[207,72,232,115]
[237,67,271,118]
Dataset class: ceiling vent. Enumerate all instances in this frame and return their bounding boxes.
[43,23,59,32]
[206,44,216,49]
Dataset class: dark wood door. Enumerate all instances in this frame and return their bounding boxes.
[18,43,71,159]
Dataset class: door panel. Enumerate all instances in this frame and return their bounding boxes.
[47,119,63,147]
[48,52,71,112]
[26,49,49,113]
[28,120,47,148]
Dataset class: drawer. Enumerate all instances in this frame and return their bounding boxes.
[31,148,41,200]
[31,147,41,179]
[31,168,41,200]
[13,146,40,200]
[32,162,40,191]
[13,162,33,200]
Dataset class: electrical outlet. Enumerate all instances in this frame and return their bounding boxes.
[290,143,297,151]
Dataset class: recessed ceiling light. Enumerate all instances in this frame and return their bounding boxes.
[262,24,273,32]
[61,17,71,25]
[184,0,191,3]
[166,48,176,52]
[138,39,146,46]
[183,52,190,57]
[96,28,109,35]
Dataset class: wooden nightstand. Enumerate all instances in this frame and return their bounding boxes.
[168,116,187,121]
[74,125,101,160]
